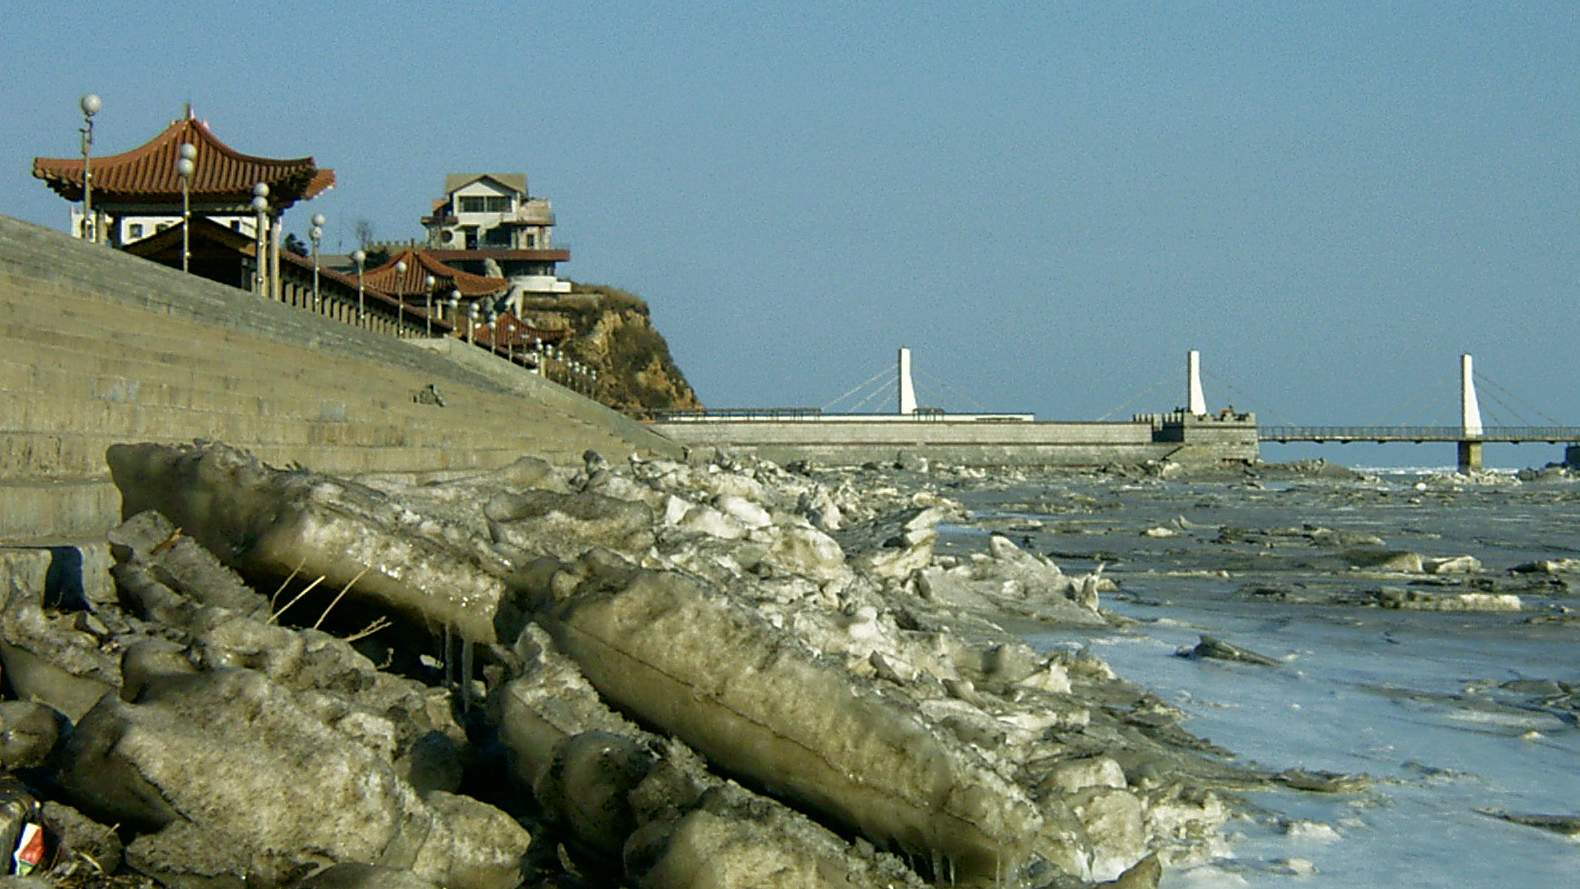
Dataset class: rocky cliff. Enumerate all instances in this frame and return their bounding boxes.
[520,284,701,417]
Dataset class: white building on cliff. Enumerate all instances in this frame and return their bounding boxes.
[420,173,571,309]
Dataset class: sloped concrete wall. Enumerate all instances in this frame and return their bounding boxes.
[0,215,680,541]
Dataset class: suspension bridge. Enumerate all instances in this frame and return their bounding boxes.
[654,349,1579,472]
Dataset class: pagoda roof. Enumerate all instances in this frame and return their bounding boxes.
[362,248,508,297]
[469,310,569,349]
[32,110,334,209]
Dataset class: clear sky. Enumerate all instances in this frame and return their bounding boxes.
[4,2,1577,467]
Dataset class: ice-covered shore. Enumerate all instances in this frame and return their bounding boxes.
[0,442,1256,888]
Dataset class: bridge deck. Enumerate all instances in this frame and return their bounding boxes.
[1260,425,1580,443]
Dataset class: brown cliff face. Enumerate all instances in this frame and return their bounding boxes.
[520,284,702,417]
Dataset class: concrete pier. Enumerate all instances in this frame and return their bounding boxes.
[654,411,1259,468]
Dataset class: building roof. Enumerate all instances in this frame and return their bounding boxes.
[33,110,334,210]
[362,248,508,298]
[442,173,527,197]
[469,310,569,349]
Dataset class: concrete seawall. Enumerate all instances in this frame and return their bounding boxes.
[0,215,681,541]
[653,414,1259,467]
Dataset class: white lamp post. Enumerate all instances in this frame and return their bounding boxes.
[175,143,196,271]
[446,290,459,331]
[251,185,270,296]
[79,94,101,243]
[423,274,436,336]
[467,301,479,345]
[393,259,408,333]
[309,212,325,306]
[351,249,367,321]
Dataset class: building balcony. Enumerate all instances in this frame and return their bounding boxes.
[428,247,571,263]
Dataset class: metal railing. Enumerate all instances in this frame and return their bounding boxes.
[1260,425,1580,443]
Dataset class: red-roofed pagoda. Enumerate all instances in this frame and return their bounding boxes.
[32,107,332,249]
[361,247,508,301]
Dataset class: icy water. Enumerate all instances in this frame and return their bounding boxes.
[955,469,1580,887]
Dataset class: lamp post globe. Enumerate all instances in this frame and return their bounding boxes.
[175,157,195,178]
[252,182,269,199]
[311,212,325,229]
[178,142,197,162]
[80,94,101,117]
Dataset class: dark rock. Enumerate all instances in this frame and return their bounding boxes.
[41,800,124,875]
[0,701,62,769]
[1274,768,1369,793]
[1179,636,1280,667]
[1104,852,1161,888]
[1476,808,1580,837]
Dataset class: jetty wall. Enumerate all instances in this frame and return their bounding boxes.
[652,415,1259,467]
[0,215,681,541]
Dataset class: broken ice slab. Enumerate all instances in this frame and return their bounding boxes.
[529,552,1053,884]
[106,442,523,644]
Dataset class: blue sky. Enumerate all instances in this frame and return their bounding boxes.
[4,2,1577,466]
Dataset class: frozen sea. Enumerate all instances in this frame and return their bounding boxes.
[953,467,1580,887]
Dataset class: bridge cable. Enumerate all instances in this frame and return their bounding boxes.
[910,369,990,413]
[1473,386,1529,427]
[1097,376,1174,421]
[831,369,899,414]
[1381,385,1441,428]
[1199,368,1290,426]
[849,374,900,413]
[820,365,897,412]
[1474,371,1563,426]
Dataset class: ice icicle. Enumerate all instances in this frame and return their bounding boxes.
[460,639,475,712]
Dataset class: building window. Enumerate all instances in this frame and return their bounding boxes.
[525,233,536,248]
[156,223,170,233]
[484,196,512,212]
[459,196,487,213]
[129,223,144,239]
[231,220,243,231]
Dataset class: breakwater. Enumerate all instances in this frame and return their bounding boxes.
[653,410,1260,467]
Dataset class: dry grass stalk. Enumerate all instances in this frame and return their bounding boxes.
[312,566,371,631]
[269,575,326,624]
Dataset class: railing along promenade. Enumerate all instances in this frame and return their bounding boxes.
[263,255,595,395]
[1260,425,1580,443]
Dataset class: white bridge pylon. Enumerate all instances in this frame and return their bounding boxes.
[1187,350,1207,416]
[1461,353,1483,437]
[898,346,917,415]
